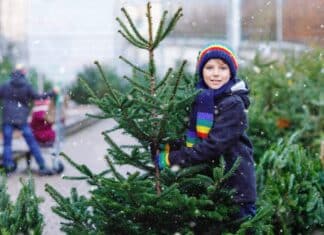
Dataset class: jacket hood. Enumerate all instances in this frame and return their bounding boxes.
[10,70,28,87]
[228,79,250,109]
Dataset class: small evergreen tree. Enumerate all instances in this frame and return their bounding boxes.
[0,57,14,84]
[257,133,324,234]
[46,2,269,234]
[28,68,54,92]
[0,174,44,235]
[0,175,12,234]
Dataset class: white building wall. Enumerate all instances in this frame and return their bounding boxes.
[0,0,28,41]
[27,0,118,84]
[1,0,305,85]
[0,0,28,63]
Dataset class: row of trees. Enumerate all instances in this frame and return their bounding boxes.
[242,49,323,161]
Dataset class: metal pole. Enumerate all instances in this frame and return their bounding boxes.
[276,0,283,41]
[38,74,44,93]
[52,88,65,173]
[0,0,2,58]
[54,89,63,157]
[25,0,30,68]
[0,0,2,34]
[227,0,241,54]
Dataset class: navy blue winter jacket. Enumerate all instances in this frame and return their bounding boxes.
[169,80,257,203]
[0,71,53,125]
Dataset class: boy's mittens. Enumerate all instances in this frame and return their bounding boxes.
[155,143,171,170]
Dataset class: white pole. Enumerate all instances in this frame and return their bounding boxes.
[227,0,241,54]
[38,74,44,93]
[54,91,63,157]
[276,0,283,41]
[0,0,2,35]
[0,0,2,58]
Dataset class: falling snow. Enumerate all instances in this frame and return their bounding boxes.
[253,66,261,74]
[171,165,180,172]
[285,72,293,78]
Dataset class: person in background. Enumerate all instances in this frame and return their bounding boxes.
[30,98,56,147]
[0,67,55,175]
[155,42,257,225]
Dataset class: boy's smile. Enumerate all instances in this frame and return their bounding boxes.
[202,59,231,89]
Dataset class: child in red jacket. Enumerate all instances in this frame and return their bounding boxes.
[30,96,65,174]
[30,98,56,147]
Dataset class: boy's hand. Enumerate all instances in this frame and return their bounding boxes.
[155,143,171,170]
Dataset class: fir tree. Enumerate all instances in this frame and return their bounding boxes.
[0,175,12,234]
[257,133,324,234]
[45,2,269,234]
[0,174,44,235]
[10,177,44,235]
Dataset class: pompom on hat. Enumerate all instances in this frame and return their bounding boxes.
[196,42,238,88]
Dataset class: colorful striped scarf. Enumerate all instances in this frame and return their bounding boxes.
[186,79,234,147]
[156,80,234,169]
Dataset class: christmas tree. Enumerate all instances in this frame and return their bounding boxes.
[0,174,44,234]
[45,2,268,234]
[256,134,324,234]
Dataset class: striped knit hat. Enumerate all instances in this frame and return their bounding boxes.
[197,42,238,88]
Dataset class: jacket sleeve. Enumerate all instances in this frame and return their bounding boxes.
[169,96,247,167]
[0,84,5,98]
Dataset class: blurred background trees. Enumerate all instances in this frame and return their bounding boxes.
[69,65,127,104]
[240,49,324,161]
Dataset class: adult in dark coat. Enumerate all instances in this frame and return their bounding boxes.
[0,69,54,175]
[156,43,257,221]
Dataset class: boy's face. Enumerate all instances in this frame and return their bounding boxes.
[202,59,231,89]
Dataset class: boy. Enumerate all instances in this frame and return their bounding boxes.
[156,42,257,220]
